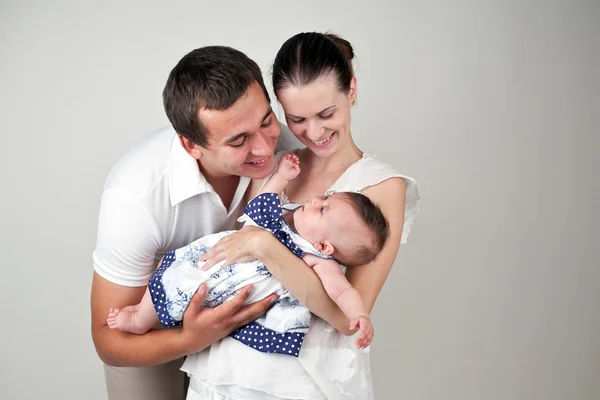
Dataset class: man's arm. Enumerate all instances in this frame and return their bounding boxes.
[91,272,276,367]
[304,255,369,321]
[91,190,276,367]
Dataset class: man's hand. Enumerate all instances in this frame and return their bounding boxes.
[180,283,278,352]
[91,271,277,367]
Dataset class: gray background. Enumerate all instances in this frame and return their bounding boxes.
[1,0,599,399]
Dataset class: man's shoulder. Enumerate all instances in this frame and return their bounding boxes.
[103,126,176,200]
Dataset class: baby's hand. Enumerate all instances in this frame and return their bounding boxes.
[349,314,374,349]
[277,153,300,181]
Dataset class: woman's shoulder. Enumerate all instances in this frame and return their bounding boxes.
[326,153,418,195]
[332,153,421,245]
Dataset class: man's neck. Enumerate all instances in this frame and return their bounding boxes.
[197,161,240,211]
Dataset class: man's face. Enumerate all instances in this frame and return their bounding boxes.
[192,81,281,180]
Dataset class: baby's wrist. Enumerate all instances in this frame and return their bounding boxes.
[273,171,291,182]
[353,313,371,321]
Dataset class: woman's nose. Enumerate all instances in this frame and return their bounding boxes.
[306,120,324,141]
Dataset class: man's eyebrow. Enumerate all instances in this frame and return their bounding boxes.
[224,132,248,144]
[224,107,273,144]
[286,105,336,119]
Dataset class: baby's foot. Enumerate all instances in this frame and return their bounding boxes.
[106,306,150,335]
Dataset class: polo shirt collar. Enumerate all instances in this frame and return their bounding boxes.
[168,134,252,210]
[169,134,211,206]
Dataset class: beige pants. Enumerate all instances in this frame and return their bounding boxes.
[103,358,188,400]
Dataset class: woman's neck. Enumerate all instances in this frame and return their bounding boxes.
[300,137,363,175]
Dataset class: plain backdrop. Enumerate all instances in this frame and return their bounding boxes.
[1,1,599,399]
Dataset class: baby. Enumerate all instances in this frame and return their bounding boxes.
[107,153,389,352]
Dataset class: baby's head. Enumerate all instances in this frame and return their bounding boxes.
[292,192,389,266]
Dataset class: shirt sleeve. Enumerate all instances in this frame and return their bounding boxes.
[92,189,162,287]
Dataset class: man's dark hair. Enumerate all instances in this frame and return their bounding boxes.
[163,46,270,147]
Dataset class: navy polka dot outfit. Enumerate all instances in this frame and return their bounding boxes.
[148,250,181,327]
[230,193,329,357]
[148,193,330,357]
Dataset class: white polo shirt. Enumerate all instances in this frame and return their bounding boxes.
[93,125,299,287]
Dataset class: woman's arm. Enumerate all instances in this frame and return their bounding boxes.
[345,177,407,311]
[200,228,354,335]
[257,238,354,334]
[199,177,408,335]
[303,254,368,320]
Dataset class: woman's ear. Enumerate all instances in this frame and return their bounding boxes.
[178,134,203,160]
[349,76,357,106]
[314,241,335,255]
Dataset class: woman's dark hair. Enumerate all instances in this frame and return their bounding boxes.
[272,32,355,94]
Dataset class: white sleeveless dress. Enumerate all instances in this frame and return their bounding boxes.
[182,152,420,400]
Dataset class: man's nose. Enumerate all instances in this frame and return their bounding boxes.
[250,131,274,156]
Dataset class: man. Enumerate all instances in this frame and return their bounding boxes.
[91,46,299,399]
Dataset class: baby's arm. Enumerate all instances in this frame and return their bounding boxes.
[302,254,374,349]
[107,288,160,335]
[258,153,300,196]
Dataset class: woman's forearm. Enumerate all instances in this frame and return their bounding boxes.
[256,235,355,335]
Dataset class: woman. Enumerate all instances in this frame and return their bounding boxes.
[182,32,420,399]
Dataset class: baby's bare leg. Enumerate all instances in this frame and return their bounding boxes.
[107,289,159,334]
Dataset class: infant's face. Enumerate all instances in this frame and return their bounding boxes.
[293,193,361,248]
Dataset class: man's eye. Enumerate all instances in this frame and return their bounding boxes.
[261,117,273,128]
[230,136,247,148]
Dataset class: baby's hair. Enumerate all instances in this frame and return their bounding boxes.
[336,192,390,266]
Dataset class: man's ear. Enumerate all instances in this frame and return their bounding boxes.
[178,134,203,160]
[314,241,335,256]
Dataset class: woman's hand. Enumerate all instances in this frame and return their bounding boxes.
[200,226,272,270]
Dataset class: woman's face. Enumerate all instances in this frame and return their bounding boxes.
[276,75,356,157]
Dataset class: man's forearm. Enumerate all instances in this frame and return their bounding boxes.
[256,238,354,335]
[94,325,207,367]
